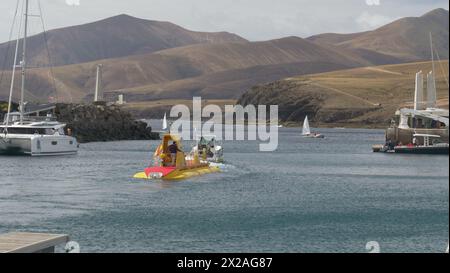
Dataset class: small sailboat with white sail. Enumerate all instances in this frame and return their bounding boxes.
[154,112,169,138]
[302,116,324,138]
[162,112,168,131]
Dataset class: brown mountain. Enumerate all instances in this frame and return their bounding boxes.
[1,9,448,110]
[0,14,246,69]
[0,36,369,102]
[308,8,449,62]
[113,61,353,101]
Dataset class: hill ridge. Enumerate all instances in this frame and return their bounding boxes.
[0,14,247,69]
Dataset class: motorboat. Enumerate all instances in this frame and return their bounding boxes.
[191,134,224,163]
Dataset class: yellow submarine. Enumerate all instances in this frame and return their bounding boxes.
[133,134,220,180]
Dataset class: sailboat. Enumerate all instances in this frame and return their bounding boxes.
[162,113,168,131]
[0,0,78,156]
[154,112,169,139]
[302,116,324,138]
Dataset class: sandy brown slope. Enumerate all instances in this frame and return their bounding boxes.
[0,36,370,103]
[308,8,449,62]
[0,14,246,69]
[105,61,353,102]
[238,61,449,128]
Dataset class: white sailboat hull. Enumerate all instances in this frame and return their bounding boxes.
[0,134,78,156]
[302,134,325,139]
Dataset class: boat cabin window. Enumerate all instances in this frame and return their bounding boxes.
[0,127,47,135]
[401,116,448,129]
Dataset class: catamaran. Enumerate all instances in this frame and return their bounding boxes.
[373,33,449,154]
[0,0,78,156]
[302,116,324,138]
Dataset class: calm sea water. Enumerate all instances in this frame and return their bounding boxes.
[0,128,448,253]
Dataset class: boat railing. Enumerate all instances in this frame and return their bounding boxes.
[3,114,57,124]
[23,116,58,122]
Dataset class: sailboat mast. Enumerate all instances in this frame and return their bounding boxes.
[429,32,436,78]
[19,0,29,124]
[5,1,24,128]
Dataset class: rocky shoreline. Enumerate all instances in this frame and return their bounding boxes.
[1,101,159,143]
[55,103,159,143]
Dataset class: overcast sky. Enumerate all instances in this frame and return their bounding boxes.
[0,0,448,43]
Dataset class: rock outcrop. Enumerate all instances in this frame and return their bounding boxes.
[238,80,326,123]
[237,79,381,128]
[55,103,159,143]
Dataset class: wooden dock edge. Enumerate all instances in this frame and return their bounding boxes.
[0,232,70,253]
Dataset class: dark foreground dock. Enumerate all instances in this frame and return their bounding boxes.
[0,232,69,253]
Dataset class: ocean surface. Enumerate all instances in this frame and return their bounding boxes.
[0,127,448,253]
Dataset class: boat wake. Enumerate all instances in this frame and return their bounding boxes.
[209,162,236,171]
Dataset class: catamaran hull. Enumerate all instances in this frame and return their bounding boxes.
[0,135,78,156]
[0,137,31,155]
